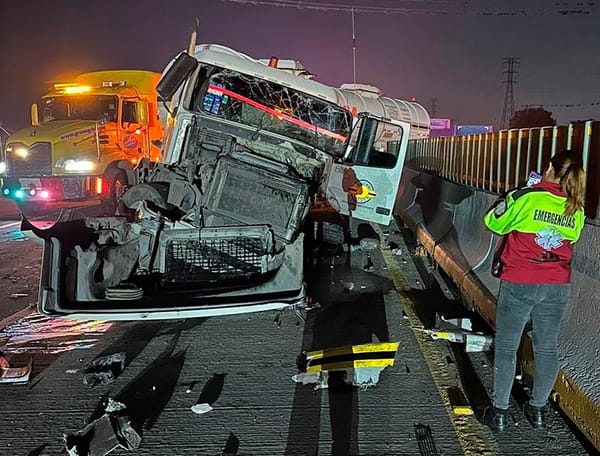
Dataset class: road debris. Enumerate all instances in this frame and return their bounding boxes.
[64,413,141,456]
[191,373,225,415]
[341,280,355,292]
[273,313,281,327]
[185,380,199,394]
[435,313,473,331]
[191,403,214,415]
[359,237,380,251]
[414,245,427,257]
[83,352,126,387]
[9,293,29,299]
[416,327,493,352]
[292,342,399,390]
[387,241,403,256]
[0,354,32,383]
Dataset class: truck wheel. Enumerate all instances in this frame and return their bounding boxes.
[17,201,47,216]
[101,169,129,215]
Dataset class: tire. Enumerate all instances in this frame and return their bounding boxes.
[101,169,129,215]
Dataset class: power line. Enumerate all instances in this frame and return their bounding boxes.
[522,101,600,109]
[217,0,597,16]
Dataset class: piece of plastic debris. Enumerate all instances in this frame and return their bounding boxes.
[453,406,474,415]
[65,369,79,374]
[191,403,214,415]
[185,380,198,394]
[438,314,473,331]
[341,281,355,292]
[9,293,29,299]
[360,285,366,289]
[465,334,493,352]
[416,328,493,352]
[83,352,126,388]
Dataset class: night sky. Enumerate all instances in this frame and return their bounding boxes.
[1,0,599,130]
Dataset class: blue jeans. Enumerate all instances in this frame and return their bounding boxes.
[493,281,571,410]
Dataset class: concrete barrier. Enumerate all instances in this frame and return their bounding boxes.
[394,167,600,450]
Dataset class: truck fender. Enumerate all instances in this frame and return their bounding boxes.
[104,160,136,186]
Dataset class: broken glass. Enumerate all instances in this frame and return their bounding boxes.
[191,67,352,157]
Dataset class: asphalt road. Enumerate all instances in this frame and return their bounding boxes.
[0,220,593,455]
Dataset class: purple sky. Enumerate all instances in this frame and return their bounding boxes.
[1,0,599,130]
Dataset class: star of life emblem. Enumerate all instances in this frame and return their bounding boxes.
[535,226,564,250]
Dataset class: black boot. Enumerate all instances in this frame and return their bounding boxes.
[523,402,545,428]
[481,405,508,432]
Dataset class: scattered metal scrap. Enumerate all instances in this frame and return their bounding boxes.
[83,352,126,387]
[64,399,141,456]
[414,328,494,353]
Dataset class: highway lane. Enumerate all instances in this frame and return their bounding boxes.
[0,223,593,455]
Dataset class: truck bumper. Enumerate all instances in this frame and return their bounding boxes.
[1,175,102,201]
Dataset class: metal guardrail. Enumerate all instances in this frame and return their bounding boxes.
[407,120,600,220]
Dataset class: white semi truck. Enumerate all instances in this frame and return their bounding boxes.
[28,44,429,320]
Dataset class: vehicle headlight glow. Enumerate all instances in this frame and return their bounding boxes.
[0,162,6,174]
[63,159,96,172]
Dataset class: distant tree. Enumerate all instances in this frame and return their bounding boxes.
[509,107,556,129]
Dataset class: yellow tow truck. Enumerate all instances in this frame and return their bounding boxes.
[0,70,163,213]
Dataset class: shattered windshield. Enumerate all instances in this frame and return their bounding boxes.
[42,95,118,122]
[191,67,352,156]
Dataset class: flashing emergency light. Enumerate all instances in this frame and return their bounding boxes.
[2,188,10,196]
[63,85,91,94]
[41,191,50,199]
[14,189,25,199]
[28,188,36,197]
[15,147,29,158]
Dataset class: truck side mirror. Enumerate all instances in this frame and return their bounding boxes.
[156,53,198,101]
[136,101,149,126]
[31,103,40,126]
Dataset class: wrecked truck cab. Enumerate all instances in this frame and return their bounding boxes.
[28,44,413,320]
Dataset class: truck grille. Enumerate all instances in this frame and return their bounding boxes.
[6,142,52,176]
[164,237,266,284]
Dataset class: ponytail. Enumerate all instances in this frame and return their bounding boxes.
[550,150,586,216]
[561,164,585,216]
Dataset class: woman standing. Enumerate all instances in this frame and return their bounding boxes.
[481,149,586,432]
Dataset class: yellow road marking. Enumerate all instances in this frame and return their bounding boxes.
[377,229,496,456]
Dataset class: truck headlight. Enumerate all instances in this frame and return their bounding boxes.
[0,162,6,174]
[64,159,96,172]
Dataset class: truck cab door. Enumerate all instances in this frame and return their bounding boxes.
[325,113,410,226]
